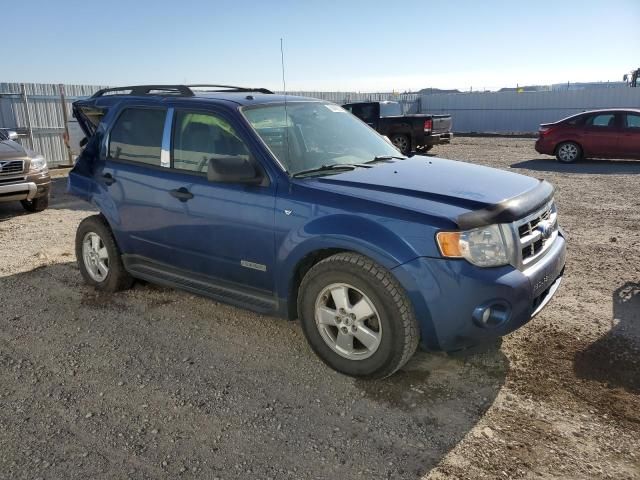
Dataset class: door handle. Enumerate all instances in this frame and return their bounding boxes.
[102,173,116,186]
[169,187,194,202]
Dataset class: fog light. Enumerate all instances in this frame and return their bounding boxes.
[472,301,511,328]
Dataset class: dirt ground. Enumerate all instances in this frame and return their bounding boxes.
[0,138,638,480]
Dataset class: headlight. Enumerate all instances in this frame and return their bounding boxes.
[436,224,515,267]
[29,155,47,172]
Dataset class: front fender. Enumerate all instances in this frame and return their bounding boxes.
[275,214,419,300]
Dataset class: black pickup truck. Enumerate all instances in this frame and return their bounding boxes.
[342,101,452,155]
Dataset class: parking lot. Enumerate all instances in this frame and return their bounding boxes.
[0,137,638,479]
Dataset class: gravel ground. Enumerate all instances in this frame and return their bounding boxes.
[0,138,638,479]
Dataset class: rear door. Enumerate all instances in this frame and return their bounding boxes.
[101,106,175,259]
[581,112,622,158]
[621,112,640,159]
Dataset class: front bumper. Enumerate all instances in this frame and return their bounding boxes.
[0,174,50,203]
[0,182,38,202]
[392,234,566,351]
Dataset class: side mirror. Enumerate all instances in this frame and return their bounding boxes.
[207,155,263,184]
[7,130,18,141]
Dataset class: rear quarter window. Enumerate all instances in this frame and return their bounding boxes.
[108,108,166,165]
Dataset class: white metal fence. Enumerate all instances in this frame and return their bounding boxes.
[422,88,640,134]
[3,82,639,166]
[0,83,106,167]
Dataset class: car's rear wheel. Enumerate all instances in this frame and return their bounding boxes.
[555,141,582,163]
[390,134,411,155]
[298,252,419,379]
[21,194,49,212]
[75,215,133,292]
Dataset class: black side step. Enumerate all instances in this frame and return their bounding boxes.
[123,255,278,315]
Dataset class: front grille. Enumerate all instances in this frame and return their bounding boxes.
[515,202,558,265]
[0,160,24,176]
[0,175,25,185]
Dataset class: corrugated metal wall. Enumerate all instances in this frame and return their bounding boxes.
[422,88,640,134]
[3,82,639,165]
[0,83,106,167]
[280,91,421,113]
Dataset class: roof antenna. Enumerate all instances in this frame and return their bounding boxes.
[281,38,291,170]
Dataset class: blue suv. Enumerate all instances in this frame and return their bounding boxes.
[69,85,566,378]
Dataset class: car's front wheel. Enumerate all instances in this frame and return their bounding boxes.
[298,252,419,379]
[75,215,133,292]
[555,141,582,163]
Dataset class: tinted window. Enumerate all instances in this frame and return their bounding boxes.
[625,113,640,128]
[172,111,250,174]
[587,113,616,127]
[351,104,377,122]
[109,108,166,165]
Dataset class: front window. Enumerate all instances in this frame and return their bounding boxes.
[172,111,250,174]
[625,113,640,129]
[242,102,400,175]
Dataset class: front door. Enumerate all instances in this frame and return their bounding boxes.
[621,112,640,159]
[158,108,277,293]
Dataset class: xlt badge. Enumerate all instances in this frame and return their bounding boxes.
[241,260,267,272]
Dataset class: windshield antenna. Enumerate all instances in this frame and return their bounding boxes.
[281,38,291,170]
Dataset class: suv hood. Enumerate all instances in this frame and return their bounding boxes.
[0,139,28,161]
[302,156,549,228]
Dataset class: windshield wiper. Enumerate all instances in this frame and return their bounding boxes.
[292,164,361,178]
[366,155,407,163]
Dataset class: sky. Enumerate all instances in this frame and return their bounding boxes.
[3,0,639,92]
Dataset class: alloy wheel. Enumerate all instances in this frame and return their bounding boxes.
[82,232,110,282]
[314,283,382,360]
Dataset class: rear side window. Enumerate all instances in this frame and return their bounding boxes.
[172,111,250,174]
[109,108,166,165]
[587,113,616,127]
[625,113,640,128]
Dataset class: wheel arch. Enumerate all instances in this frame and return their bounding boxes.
[278,215,419,320]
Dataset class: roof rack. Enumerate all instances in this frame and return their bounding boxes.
[91,84,274,98]
[188,84,274,95]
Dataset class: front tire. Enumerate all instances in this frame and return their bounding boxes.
[21,194,49,212]
[390,134,411,155]
[298,253,419,379]
[555,141,582,163]
[75,215,133,292]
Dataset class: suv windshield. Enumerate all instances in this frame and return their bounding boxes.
[242,102,401,175]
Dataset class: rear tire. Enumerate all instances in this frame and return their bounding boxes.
[75,215,133,293]
[21,194,49,212]
[298,252,419,379]
[555,141,582,163]
[390,134,411,155]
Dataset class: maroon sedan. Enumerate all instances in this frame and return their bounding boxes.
[535,109,640,163]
